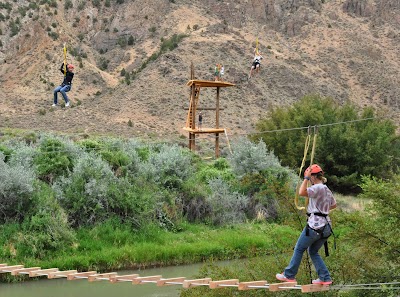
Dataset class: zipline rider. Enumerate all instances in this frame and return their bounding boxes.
[53,63,74,107]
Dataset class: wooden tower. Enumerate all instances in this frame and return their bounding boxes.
[183,64,235,158]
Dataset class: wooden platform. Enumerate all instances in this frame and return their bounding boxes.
[183,127,226,134]
[186,79,235,88]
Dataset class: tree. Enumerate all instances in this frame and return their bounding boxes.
[251,94,400,193]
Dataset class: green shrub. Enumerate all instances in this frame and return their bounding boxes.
[359,175,400,260]
[206,178,249,226]
[0,155,35,223]
[100,149,130,173]
[64,0,73,9]
[77,139,102,153]
[34,137,74,183]
[0,144,13,162]
[238,168,295,223]
[160,33,187,52]
[195,158,234,183]
[227,138,283,177]
[53,153,117,227]
[139,144,193,190]
[14,182,75,258]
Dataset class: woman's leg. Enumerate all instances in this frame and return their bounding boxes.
[284,227,319,279]
[308,228,332,281]
[60,85,71,103]
[53,85,62,104]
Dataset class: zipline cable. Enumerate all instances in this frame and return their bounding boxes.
[0,116,390,158]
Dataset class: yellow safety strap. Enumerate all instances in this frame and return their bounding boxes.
[63,43,67,76]
[255,37,259,55]
[294,126,318,210]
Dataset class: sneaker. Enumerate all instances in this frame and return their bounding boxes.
[276,273,296,283]
[65,101,70,107]
[312,278,332,285]
[52,103,57,107]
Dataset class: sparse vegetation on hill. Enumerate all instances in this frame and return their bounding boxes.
[0,0,399,137]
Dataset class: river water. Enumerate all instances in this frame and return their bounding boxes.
[1,263,209,297]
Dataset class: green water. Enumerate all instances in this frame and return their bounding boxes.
[1,263,207,297]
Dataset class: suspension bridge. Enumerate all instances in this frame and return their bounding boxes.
[1,264,399,293]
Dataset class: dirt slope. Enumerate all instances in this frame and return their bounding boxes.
[0,0,399,140]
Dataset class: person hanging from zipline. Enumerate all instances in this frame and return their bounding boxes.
[276,164,337,285]
[52,43,74,107]
[53,63,74,107]
[248,48,263,79]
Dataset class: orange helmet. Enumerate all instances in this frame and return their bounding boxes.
[67,64,75,70]
[309,164,323,174]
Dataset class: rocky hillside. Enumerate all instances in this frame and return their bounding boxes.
[0,0,399,141]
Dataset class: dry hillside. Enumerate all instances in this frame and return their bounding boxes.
[0,0,399,141]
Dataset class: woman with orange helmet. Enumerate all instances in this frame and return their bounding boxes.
[276,164,337,285]
[52,63,75,107]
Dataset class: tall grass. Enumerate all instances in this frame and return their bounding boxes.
[15,223,297,272]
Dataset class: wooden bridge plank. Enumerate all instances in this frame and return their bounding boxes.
[88,272,118,282]
[269,282,298,292]
[238,280,269,290]
[301,284,330,293]
[157,277,186,286]
[183,278,212,289]
[0,265,24,273]
[11,267,41,276]
[209,279,239,289]
[29,268,59,277]
[47,270,77,279]
[132,275,162,285]
[109,274,139,283]
[67,271,97,280]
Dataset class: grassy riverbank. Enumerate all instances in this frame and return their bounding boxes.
[3,222,298,273]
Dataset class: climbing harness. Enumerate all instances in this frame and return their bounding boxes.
[305,212,335,257]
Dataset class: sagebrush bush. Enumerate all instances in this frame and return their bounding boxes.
[139,144,193,189]
[227,138,282,177]
[0,154,35,223]
[53,153,118,227]
[0,138,36,168]
[206,178,249,226]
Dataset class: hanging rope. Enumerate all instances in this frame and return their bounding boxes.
[63,43,67,76]
[255,37,259,55]
[294,126,318,210]
[224,129,233,155]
